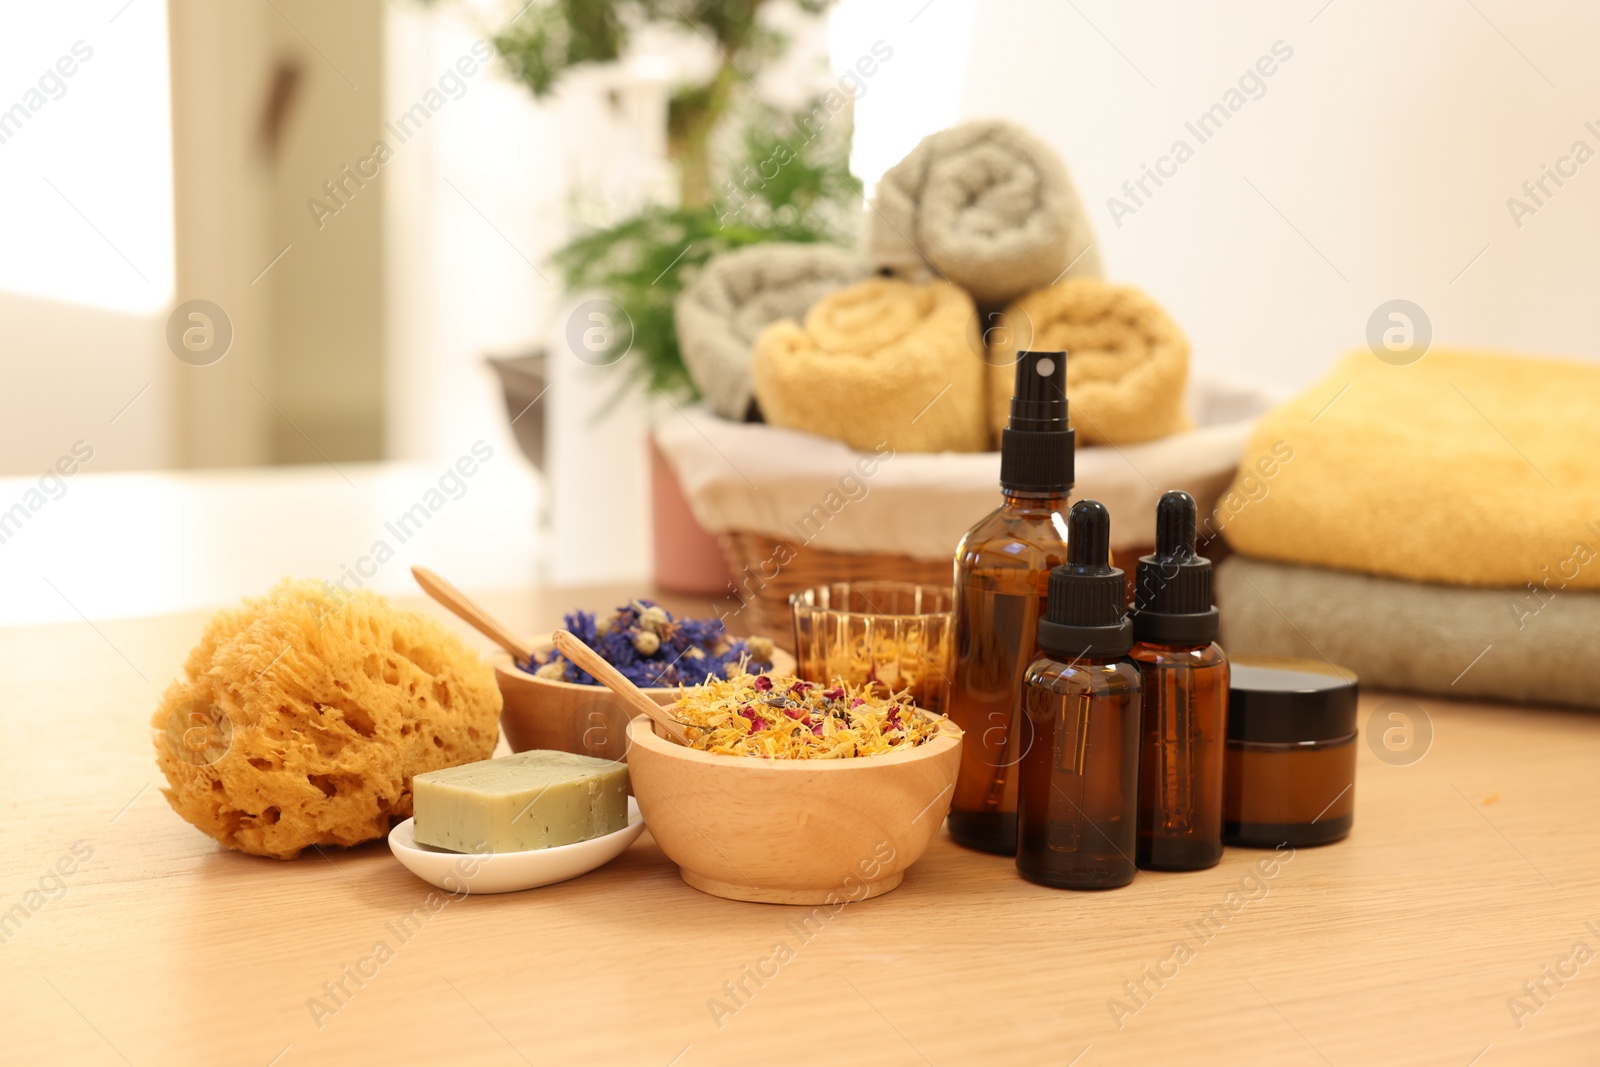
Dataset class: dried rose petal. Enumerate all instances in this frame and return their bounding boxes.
[753,675,773,692]
[822,687,846,701]
[851,697,867,708]
[783,707,805,720]
[789,680,814,695]
[811,722,825,737]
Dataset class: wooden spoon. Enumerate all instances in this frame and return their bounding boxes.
[411,565,536,665]
[551,629,693,746]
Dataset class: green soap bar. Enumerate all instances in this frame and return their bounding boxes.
[412,750,628,854]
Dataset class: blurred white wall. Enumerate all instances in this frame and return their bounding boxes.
[0,1,174,475]
[917,0,1600,391]
[828,0,978,192]
[383,6,559,467]
[381,5,841,588]
[383,4,667,587]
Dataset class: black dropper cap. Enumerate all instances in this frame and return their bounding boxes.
[1132,490,1219,645]
[999,351,1075,492]
[1037,500,1132,659]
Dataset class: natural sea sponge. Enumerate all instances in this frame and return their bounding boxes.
[152,579,501,859]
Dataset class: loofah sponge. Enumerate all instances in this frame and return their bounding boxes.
[152,579,502,859]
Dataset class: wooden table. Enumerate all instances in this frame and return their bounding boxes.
[3,585,1597,1066]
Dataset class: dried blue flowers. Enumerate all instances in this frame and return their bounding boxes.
[528,600,776,689]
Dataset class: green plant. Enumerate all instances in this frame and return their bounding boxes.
[488,0,831,209]
[435,0,858,402]
[554,107,860,400]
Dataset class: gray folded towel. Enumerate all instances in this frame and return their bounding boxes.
[868,119,1101,307]
[674,243,870,421]
[1217,555,1600,711]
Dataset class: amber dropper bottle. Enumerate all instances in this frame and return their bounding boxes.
[1017,500,1142,890]
[1131,491,1228,871]
[948,350,1074,855]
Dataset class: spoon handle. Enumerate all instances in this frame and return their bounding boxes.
[551,629,693,746]
[411,566,535,664]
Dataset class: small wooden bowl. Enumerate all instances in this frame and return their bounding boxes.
[625,712,963,904]
[494,638,794,761]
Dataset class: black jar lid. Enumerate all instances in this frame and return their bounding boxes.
[1227,656,1359,744]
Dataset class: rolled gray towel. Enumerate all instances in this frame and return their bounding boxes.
[675,243,870,421]
[868,119,1101,307]
[1217,555,1600,711]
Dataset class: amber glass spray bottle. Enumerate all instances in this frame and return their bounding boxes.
[1131,490,1228,871]
[948,351,1074,855]
[1017,500,1142,890]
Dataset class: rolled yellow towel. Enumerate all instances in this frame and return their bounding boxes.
[989,278,1190,446]
[1223,348,1600,590]
[751,278,987,453]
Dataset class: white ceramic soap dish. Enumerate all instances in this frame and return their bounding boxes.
[388,798,645,894]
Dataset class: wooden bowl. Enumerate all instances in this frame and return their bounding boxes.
[624,712,963,904]
[494,638,795,761]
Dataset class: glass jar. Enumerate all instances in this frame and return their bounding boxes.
[789,581,953,715]
[1222,657,1358,848]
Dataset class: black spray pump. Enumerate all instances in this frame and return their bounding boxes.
[1037,499,1132,659]
[1132,491,1219,645]
[999,350,1074,493]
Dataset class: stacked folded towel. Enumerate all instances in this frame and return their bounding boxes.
[1217,557,1600,711]
[1218,348,1600,709]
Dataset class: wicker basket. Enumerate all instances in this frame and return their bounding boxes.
[720,530,1151,650]
[668,378,1272,647]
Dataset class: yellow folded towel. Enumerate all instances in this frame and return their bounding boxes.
[1223,348,1600,589]
[751,278,987,453]
[989,278,1190,446]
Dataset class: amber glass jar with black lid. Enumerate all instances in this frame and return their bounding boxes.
[1222,656,1357,848]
